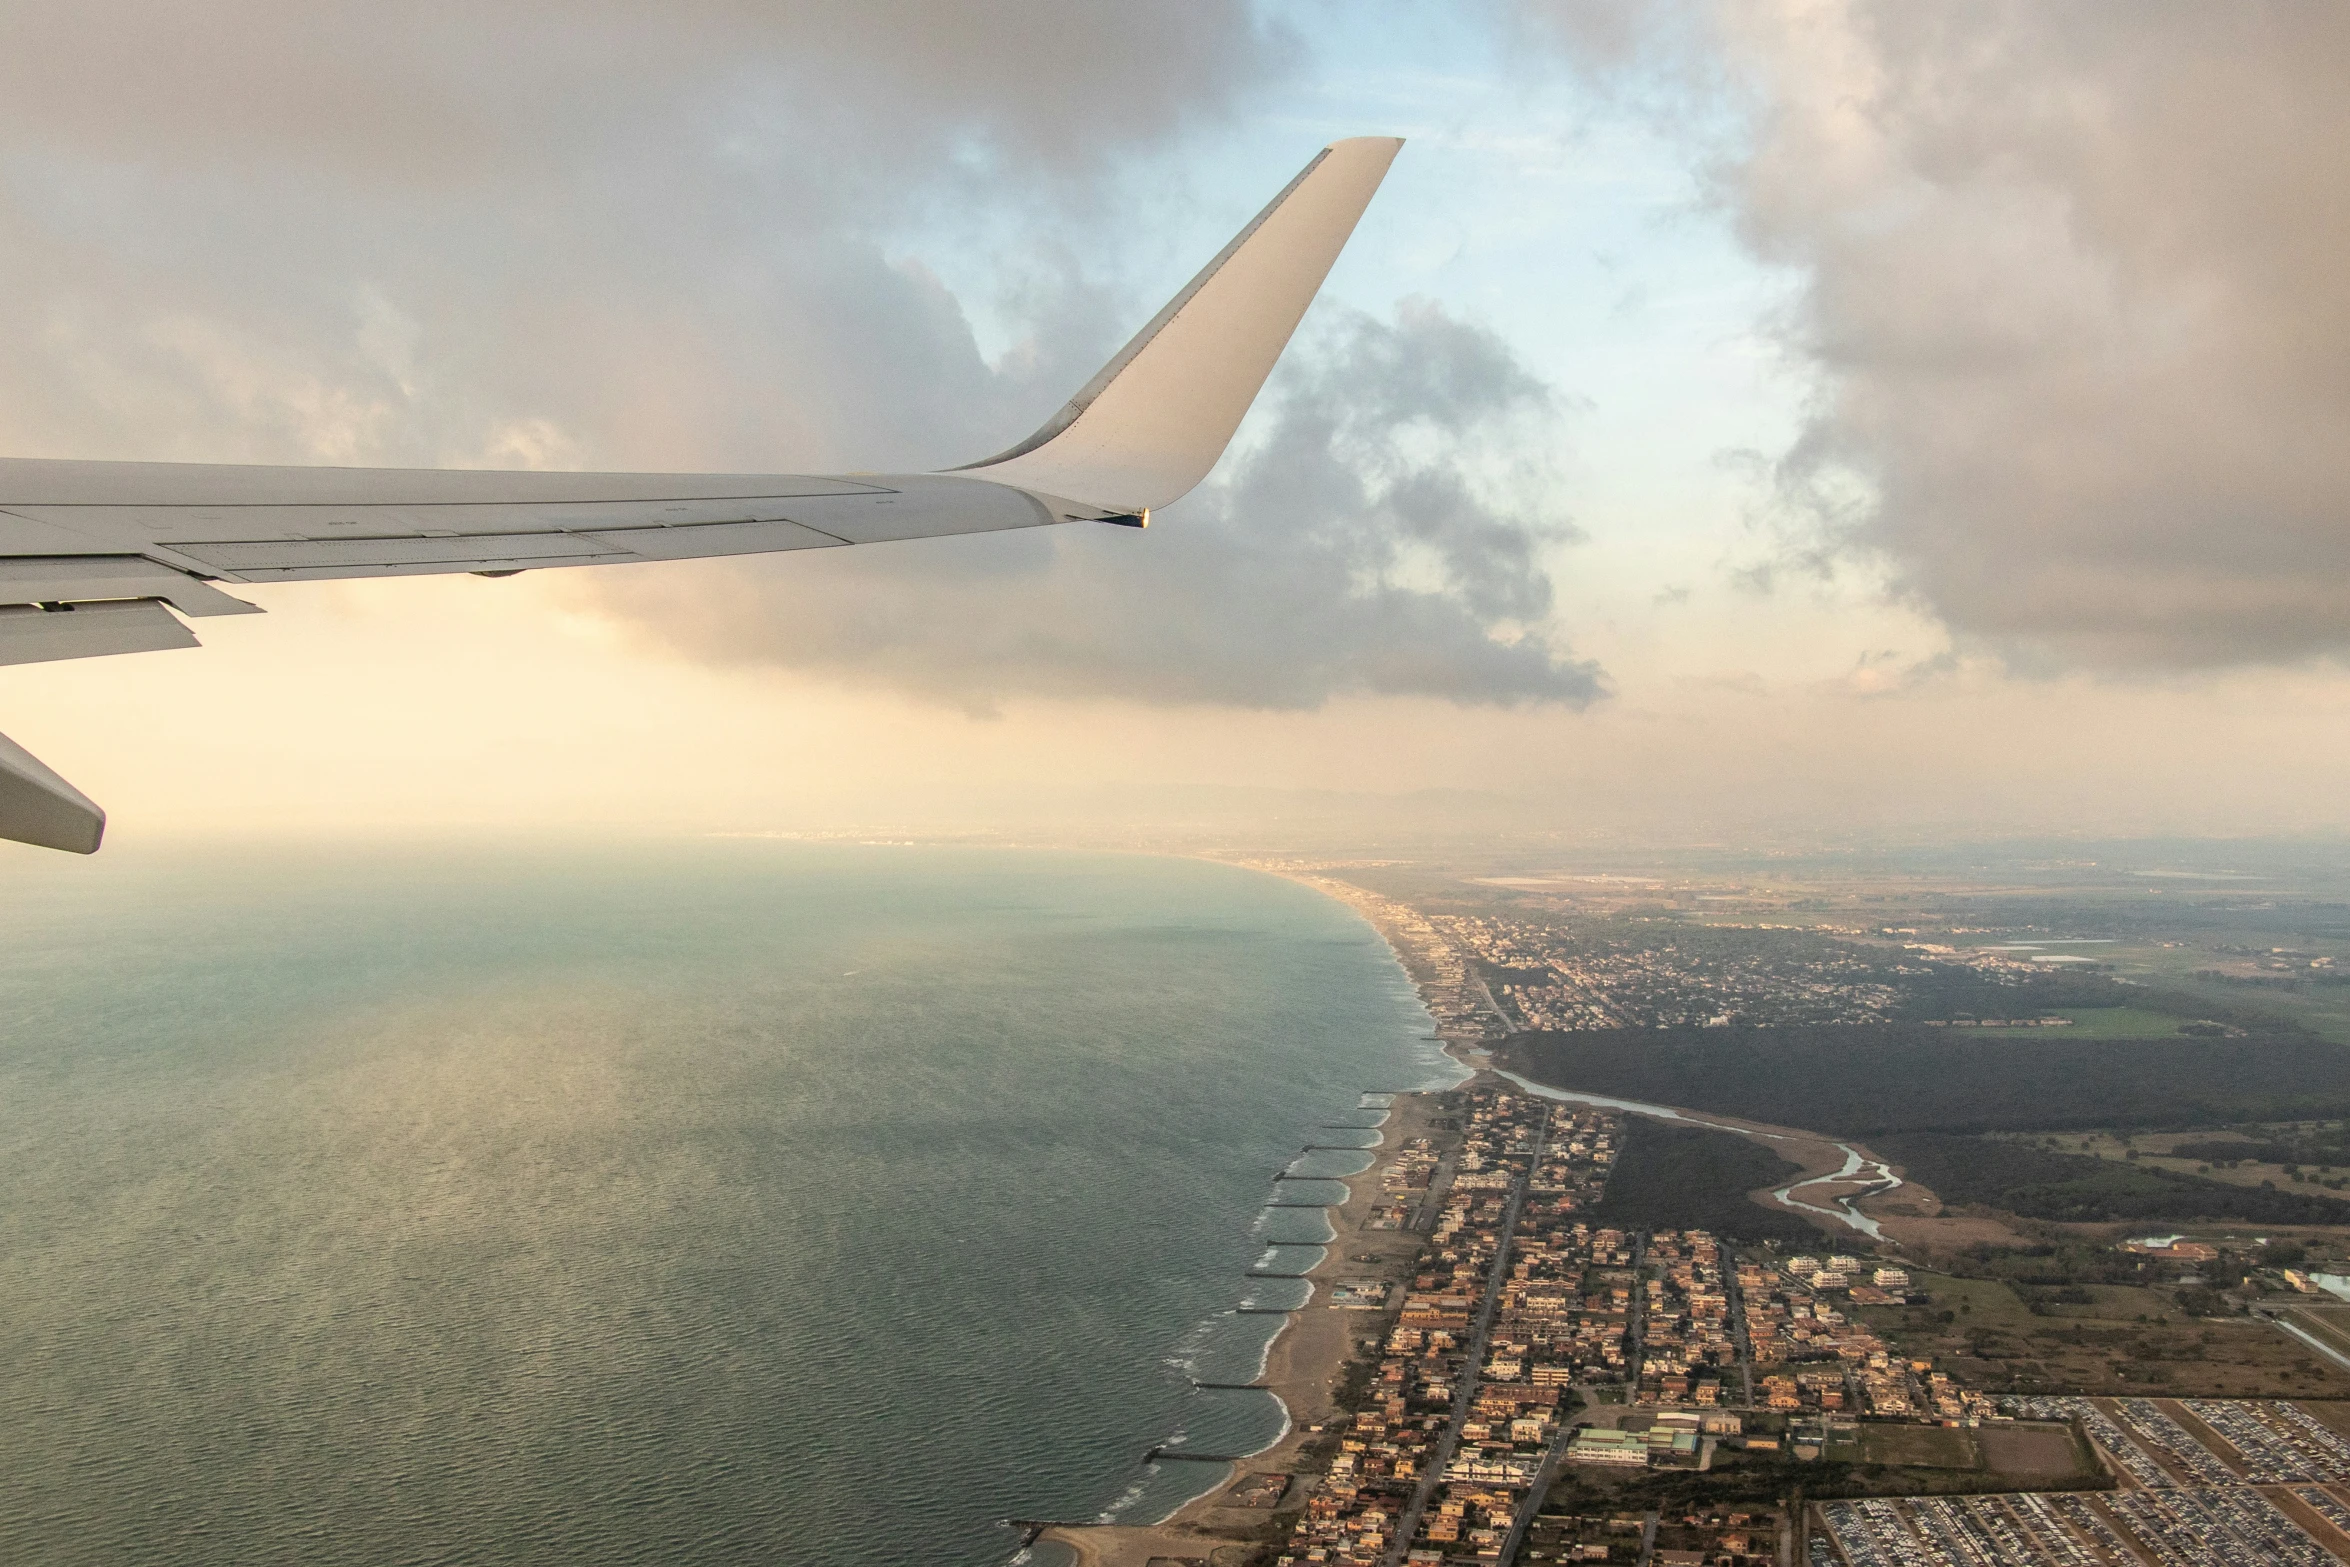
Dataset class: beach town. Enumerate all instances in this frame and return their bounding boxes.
[1033,866,2350,1567]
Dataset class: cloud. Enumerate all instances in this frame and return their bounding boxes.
[0,3,1292,178]
[1531,0,2350,672]
[0,3,1294,473]
[0,5,1602,729]
[578,299,1604,712]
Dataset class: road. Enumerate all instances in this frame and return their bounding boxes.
[1492,1412,1577,1566]
[1379,1115,1549,1567]
[2267,1309,2350,1375]
[1626,1230,1649,1381]
[1726,1250,1757,1409]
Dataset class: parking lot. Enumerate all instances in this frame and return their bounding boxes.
[1814,1398,2350,1563]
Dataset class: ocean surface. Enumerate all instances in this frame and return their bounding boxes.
[0,841,1447,1565]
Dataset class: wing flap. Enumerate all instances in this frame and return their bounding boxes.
[172,517,854,577]
[0,600,196,667]
[582,518,845,559]
[0,555,260,616]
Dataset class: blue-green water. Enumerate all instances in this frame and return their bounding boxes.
[0,843,1447,1565]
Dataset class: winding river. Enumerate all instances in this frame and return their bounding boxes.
[1495,1072,1902,1238]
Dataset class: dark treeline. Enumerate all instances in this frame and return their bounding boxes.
[2170,1136,2350,1168]
[1588,1116,1820,1244]
[1872,1134,2350,1225]
[1499,1026,2350,1135]
[1887,969,2139,1021]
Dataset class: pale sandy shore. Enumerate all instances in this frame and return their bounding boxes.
[1041,1090,1445,1567]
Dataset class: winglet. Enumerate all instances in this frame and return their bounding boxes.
[0,728,104,853]
[956,136,1403,515]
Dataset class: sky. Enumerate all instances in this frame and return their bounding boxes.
[4,0,2349,852]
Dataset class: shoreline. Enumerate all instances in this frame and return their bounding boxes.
[1038,868,1474,1567]
[1224,857,1934,1248]
[1042,1091,1449,1567]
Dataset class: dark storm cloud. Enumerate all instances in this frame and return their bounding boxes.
[589,299,1601,711]
[1531,0,2350,671]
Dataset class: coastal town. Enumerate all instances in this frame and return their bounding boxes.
[1436,916,1911,1032]
[1048,1079,2350,1567]
[1037,856,2350,1567]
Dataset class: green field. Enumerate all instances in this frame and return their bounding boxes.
[2100,943,2350,1044]
[1849,1270,2350,1397]
[1858,1425,1981,1469]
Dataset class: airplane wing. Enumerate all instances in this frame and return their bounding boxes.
[0,136,1402,853]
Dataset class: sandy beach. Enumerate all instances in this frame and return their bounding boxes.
[1040,1088,1449,1567]
[1038,860,1486,1566]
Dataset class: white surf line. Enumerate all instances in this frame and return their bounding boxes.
[1144,1093,1407,1524]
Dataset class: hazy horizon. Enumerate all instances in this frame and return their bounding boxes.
[6,1,2349,854]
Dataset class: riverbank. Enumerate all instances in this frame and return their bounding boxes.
[1041,1090,1449,1567]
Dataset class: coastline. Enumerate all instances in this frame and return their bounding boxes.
[1228,857,1932,1247]
[1235,861,1503,1058]
[1038,865,1472,1567]
[1040,1091,1447,1567]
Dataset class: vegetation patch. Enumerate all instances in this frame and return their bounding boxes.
[1978,1424,2096,1481]
[1501,1026,2350,1134]
[1875,1133,2350,1224]
[1857,1424,1980,1470]
[1586,1117,1819,1244]
[1849,1270,2350,1398]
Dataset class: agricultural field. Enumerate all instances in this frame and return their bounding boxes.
[1850,1271,2350,1398]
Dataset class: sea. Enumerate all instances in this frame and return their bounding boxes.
[0,841,1451,1565]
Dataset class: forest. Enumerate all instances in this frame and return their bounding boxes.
[1587,1116,1820,1244]
[1500,1026,2350,1135]
[1870,1133,2350,1225]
